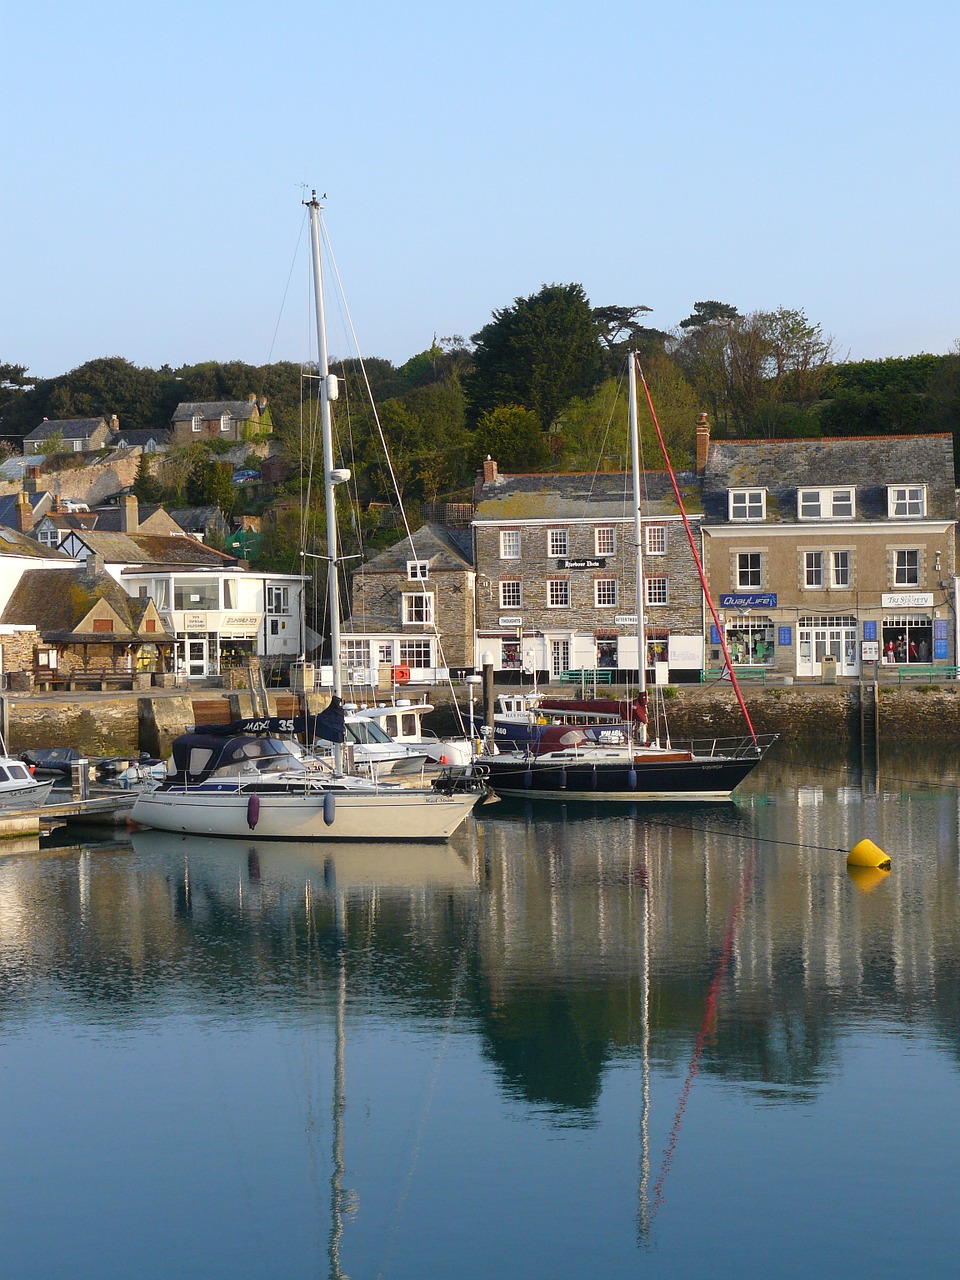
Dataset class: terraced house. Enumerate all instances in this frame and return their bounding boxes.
[473,458,706,683]
[699,428,958,679]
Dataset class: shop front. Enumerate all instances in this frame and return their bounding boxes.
[797,614,859,677]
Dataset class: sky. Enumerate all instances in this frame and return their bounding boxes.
[3,0,959,380]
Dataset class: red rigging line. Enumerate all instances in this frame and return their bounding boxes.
[635,361,758,748]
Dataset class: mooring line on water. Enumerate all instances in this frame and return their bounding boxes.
[640,812,853,856]
[649,846,757,1220]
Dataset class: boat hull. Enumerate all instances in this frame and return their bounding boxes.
[0,778,56,809]
[130,783,478,841]
[483,752,763,802]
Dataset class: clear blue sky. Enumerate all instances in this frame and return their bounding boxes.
[4,0,958,379]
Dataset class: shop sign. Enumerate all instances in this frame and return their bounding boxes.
[558,558,605,569]
[615,614,638,626]
[862,641,880,661]
[720,593,777,608]
[498,616,523,627]
[881,592,933,608]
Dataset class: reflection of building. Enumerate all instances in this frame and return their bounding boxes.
[700,424,957,678]
[473,458,705,682]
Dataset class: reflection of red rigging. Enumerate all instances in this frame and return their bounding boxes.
[636,360,758,748]
[651,848,757,1216]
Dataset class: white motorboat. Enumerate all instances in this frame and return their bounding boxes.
[131,193,483,841]
[345,700,475,772]
[0,757,55,809]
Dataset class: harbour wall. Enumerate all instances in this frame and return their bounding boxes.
[2,681,959,756]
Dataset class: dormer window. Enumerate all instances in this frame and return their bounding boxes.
[888,485,926,518]
[729,489,765,521]
[407,561,429,581]
[798,487,855,520]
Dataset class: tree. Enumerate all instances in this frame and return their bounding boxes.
[133,452,164,503]
[473,405,551,472]
[468,283,603,430]
[592,305,669,375]
[679,300,741,329]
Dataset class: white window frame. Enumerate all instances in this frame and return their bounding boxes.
[499,529,521,559]
[266,585,289,614]
[191,416,202,433]
[594,578,618,607]
[72,439,83,452]
[407,560,430,581]
[499,580,522,609]
[894,549,920,587]
[402,592,434,625]
[888,485,926,518]
[595,526,616,556]
[645,577,668,606]
[832,550,850,588]
[736,552,762,589]
[220,413,232,433]
[399,639,432,667]
[798,487,855,520]
[547,578,570,608]
[548,529,569,558]
[645,525,666,555]
[729,489,766,521]
[804,551,824,587]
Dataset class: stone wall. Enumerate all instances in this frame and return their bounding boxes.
[1,453,143,506]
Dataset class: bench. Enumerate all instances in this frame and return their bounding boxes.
[36,669,136,692]
[896,664,959,685]
[703,665,769,684]
[558,668,614,686]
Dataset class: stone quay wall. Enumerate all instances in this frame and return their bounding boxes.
[1,680,959,759]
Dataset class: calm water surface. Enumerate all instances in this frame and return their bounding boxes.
[1,743,959,1278]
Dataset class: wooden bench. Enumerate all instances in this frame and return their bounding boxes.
[558,668,614,686]
[36,670,135,692]
[703,665,769,684]
[896,664,959,685]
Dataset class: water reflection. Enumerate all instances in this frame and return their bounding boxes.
[0,744,958,1275]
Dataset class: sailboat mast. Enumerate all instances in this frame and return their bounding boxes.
[307,193,344,709]
[629,354,648,742]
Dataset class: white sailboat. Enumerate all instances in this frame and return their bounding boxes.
[483,353,777,802]
[131,193,482,841]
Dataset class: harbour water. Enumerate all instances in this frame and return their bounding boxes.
[1,742,959,1278]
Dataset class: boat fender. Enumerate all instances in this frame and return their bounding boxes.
[323,792,336,826]
[523,767,533,789]
[246,793,260,830]
[627,767,638,791]
[847,839,891,870]
[591,765,598,790]
[439,755,448,766]
[558,768,567,790]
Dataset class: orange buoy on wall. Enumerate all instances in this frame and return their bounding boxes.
[391,665,411,685]
[847,839,891,871]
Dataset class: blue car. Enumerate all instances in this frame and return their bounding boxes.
[231,469,261,485]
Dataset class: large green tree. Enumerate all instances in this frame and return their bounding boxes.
[467,283,602,430]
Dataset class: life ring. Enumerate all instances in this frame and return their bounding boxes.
[391,665,411,685]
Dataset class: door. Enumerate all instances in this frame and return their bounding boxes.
[550,639,570,678]
[798,621,858,677]
[186,638,208,678]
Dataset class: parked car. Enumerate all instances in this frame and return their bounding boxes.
[232,469,261,485]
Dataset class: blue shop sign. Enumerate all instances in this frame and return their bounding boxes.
[863,621,877,642]
[720,593,778,608]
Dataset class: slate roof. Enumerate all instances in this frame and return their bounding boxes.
[23,418,110,442]
[171,400,259,422]
[0,526,72,559]
[1,567,173,640]
[357,524,474,574]
[113,429,172,448]
[66,530,235,567]
[168,506,226,533]
[702,434,957,522]
[0,492,52,527]
[474,470,702,521]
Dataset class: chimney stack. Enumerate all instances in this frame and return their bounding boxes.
[695,413,710,475]
[482,456,499,484]
[16,492,33,534]
[84,551,105,581]
[120,493,139,532]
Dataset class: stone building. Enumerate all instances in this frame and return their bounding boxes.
[22,416,117,456]
[700,427,958,678]
[473,459,705,682]
[342,524,476,685]
[170,396,269,446]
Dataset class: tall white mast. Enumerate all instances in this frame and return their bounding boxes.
[306,192,347,770]
[629,354,648,743]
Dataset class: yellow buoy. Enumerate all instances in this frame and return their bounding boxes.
[847,838,891,870]
[847,865,891,893]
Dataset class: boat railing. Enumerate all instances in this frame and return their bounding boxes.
[668,733,779,759]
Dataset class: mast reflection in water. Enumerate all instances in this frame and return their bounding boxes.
[0,742,959,1278]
